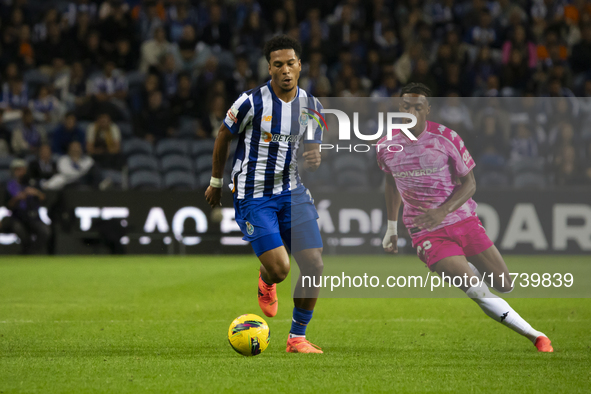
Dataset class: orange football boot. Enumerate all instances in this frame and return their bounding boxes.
[258,272,278,317]
[286,336,323,354]
[534,336,553,352]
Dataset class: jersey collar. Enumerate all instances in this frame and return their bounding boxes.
[267,80,300,104]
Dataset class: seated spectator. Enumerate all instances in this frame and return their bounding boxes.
[130,72,160,115]
[54,61,88,109]
[29,85,63,126]
[86,113,121,169]
[1,159,50,254]
[0,77,28,110]
[553,144,581,186]
[510,124,539,160]
[200,95,226,138]
[170,73,198,119]
[11,108,47,156]
[110,38,136,72]
[172,26,211,74]
[0,108,11,155]
[51,112,85,155]
[28,144,57,184]
[42,141,104,190]
[135,90,176,143]
[78,61,128,121]
[159,53,178,98]
[140,26,171,73]
[502,25,537,69]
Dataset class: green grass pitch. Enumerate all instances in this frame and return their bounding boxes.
[1,256,590,393]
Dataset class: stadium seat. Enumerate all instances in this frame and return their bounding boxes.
[127,154,159,173]
[333,155,368,172]
[164,171,197,190]
[160,155,193,173]
[117,122,133,140]
[513,173,546,188]
[191,139,216,158]
[122,139,153,157]
[155,139,189,157]
[0,156,14,169]
[0,169,11,184]
[479,171,510,187]
[195,154,213,173]
[336,170,369,190]
[102,169,123,189]
[196,171,212,187]
[129,170,162,190]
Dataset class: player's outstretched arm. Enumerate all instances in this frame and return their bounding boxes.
[302,143,321,172]
[205,124,234,208]
[413,170,476,231]
[383,173,401,254]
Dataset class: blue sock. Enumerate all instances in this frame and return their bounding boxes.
[290,307,313,337]
[260,273,273,286]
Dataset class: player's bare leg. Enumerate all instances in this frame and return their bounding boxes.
[257,246,290,317]
[286,247,324,353]
[468,245,512,293]
[432,255,553,352]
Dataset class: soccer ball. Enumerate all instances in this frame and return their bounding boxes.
[228,313,270,356]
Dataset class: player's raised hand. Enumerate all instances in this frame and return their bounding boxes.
[303,150,321,171]
[205,186,222,208]
[413,206,447,231]
[383,233,398,254]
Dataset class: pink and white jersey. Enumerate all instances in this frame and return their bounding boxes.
[376,120,477,241]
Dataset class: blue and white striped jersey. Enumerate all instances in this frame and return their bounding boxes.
[224,80,323,199]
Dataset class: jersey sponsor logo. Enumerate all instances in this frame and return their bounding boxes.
[261,131,299,143]
[263,115,272,122]
[391,167,441,178]
[227,106,239,124]
[246,221,254,235]
[462,150,472,165]
[450,131,457,140]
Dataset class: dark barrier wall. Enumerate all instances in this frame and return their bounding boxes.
[0,189,590,254]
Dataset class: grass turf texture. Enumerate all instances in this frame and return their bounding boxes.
[1,256,589,393]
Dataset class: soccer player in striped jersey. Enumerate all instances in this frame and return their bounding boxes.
[205,36,324,354]
[378,83,553,352]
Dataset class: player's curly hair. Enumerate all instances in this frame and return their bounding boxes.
[400,82,432,98]
[263,35,302,63]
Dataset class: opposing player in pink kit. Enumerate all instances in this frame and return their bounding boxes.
[377,83,553,352]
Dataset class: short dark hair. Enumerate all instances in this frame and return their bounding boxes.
[400,82,432,97]
[263,35,302,63]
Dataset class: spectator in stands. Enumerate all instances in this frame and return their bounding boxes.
[135,90,175,143]
[78,30,105,73]
[570,23,591,77]
[0,76,28,110]
[170,73,197,119]
[0,108,11,155]
[28,144,57,184]
[110,38,136,72]
[42,140,104,190]
[553,144,581,186]
[36,22,70,68]
[172,25,211,75]
[1,158,50,254]
[466,10,498,47]
[510,124,539,160]
[136,0,165,42]
[79,61,128,121]
[64,0,98,27]
[16,24,35,69]
[201,4,232,51]
[502,24,537,69]
[168,1,199,43]
[54,61,87,109]
[200,95,226,138]
[52,112,86,155]
[139,26,171,73]
[130,72,160,115]
[29,85,63,126]
[159,53,178,99]
[86,113,121,168]
[98,0,134,56]
[11,108,46,156]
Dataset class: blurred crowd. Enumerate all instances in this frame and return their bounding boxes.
[0,0,588,196]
